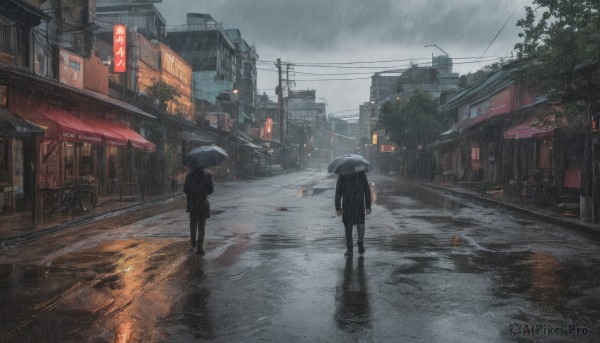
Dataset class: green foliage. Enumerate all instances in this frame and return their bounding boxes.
[145,78,179,112]
[514,0,600,106]
[379,90,442,150]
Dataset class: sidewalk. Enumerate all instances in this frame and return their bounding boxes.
[0,169,290,247]
[0,191,184,247]
[416,180,600,234]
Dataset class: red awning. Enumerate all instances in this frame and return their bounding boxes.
[85,117,155,152]
[19,104,154,151]
[24,105,104,145]
[503,117,555,140]
[83,118,129,148]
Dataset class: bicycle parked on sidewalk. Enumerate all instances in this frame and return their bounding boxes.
[533,175,559,208]
[41,178,98,214]
[507,178,524,198]
[514,171,559,207]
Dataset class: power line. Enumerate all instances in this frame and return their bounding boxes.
[294,76,373,82]
[257,56,509,77]
[257,55,509,66]
[469,6,519,73]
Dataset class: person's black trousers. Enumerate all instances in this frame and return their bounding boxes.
[190,213,207,248]
[344,223,365,249]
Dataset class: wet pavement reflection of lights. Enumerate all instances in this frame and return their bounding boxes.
[527,250,565,307]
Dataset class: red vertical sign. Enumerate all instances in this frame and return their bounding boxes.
[113,25,127,73]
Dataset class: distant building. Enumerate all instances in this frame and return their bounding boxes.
[255,92,280,141]
[166,14,238,100]
[286,90,326,129]
[165,13,247,126]
[358,102,374,144]
[95,0,167,42]
[226,29,258,124]
[367,55,461,155]
[370,55,460,104]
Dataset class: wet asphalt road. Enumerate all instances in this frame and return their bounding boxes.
[1,169,600,342]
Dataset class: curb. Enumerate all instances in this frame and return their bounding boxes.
[0,194,184,247]
[418,182,600,234]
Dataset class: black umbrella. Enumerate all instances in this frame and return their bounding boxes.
[183,145,229,169]
[327,154,372,175]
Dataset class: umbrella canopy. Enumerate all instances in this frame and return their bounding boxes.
[327,154,372,175]
[183,145,229,169]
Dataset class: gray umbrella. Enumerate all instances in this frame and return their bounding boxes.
[183,145,229,169]
[327,154,372,175]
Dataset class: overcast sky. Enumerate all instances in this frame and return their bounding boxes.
[156,0,533,118]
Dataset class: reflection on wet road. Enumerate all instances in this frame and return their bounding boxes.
[1,170,599,342]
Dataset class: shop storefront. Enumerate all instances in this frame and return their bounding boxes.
[14,101,155,202]
[0,109,43,215]
[503,116,555,182]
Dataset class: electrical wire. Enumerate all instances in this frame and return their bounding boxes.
[257,56,508,78]
[468,6,519,73]
[257,55,508,66]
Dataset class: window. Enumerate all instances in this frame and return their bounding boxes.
[538,138,553,171]
[0,85,7,107]
[0,21,15,52]
[471,146,481,170]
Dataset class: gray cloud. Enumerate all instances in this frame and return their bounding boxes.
[159,0,525,51]
[156,0,531,112]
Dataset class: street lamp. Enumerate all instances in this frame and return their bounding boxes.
[424,44,449,56]
[232,89,240,129]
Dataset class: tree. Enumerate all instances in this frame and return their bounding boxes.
[143,79,179,194]
[379,89,442,151]
[514,1,600,197]
[514,0,600,112]
[145,78,179,113]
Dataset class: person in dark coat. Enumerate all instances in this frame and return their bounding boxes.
[184,167,214,255]
[335,171,372,256]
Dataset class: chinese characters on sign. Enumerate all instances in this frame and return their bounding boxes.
[113,25,127,73]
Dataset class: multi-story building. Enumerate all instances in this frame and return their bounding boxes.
[368,55,461,168]
[165,13,265,178]
[255,92,279,141]
[370,55,459,103]
[225,29,258,126]
[286,90,326,128]
[0,0,161,220]
[94,3,214,188]
[358,102,374,145]
[433,59,565,192]
[329,117,359,156]
[165,13,239,121]
[95,0,167,42]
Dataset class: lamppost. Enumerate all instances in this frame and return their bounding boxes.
[424,44,449,56]
[370,100,376,166]
[232,88,239,129]
[317,97,328,166]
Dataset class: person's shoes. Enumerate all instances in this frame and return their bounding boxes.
[196,248,205,255]
[344,248,353,257]
[358,243,365,254]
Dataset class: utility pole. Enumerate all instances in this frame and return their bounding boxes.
[277,58,284,166]
[286,63,291,93]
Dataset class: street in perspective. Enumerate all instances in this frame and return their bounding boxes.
[1,169,600,342]
[2,0,600,342]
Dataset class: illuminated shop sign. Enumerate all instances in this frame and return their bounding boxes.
[113,25,127,73]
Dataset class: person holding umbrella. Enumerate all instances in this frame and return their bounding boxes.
[183,145,228,255]
[184,167,213,254]
[330,155,372,257]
